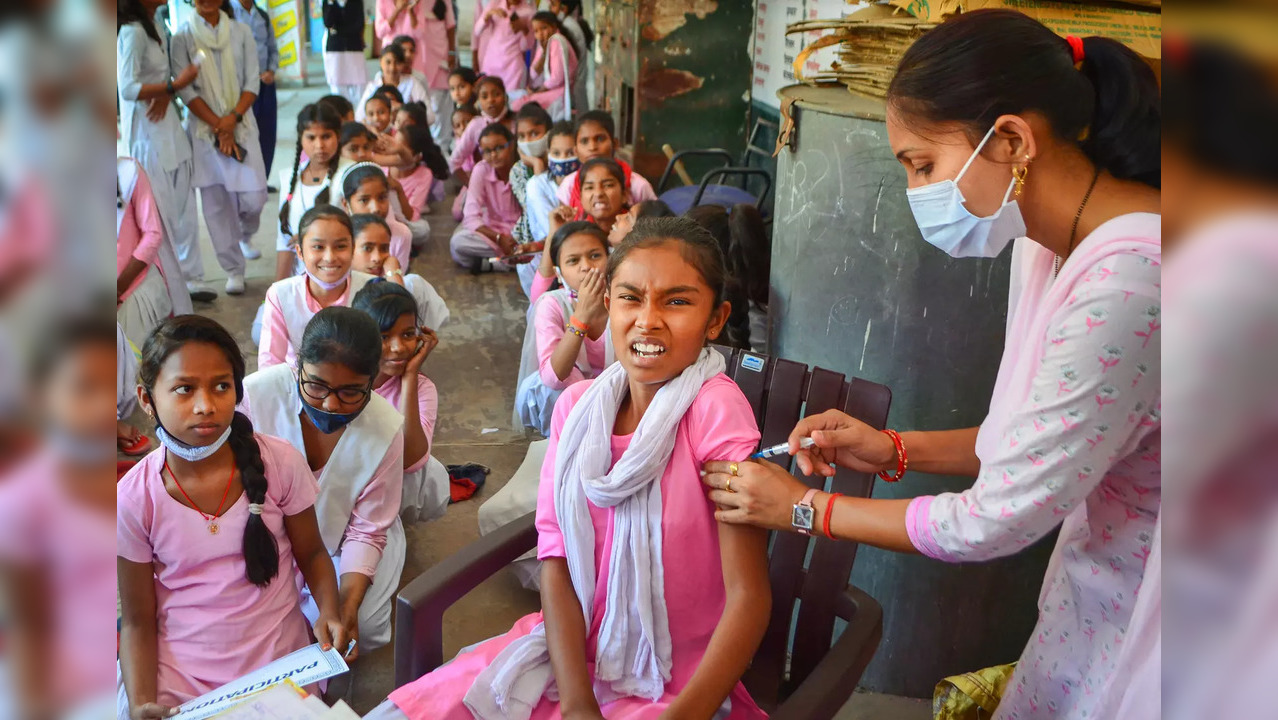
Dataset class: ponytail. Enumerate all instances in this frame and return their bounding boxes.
[228,412,280,587]
[887,9,1160,188]
[1076,36,1160,188]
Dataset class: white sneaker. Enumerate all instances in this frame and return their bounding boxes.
[186,281,217,302]
[239,241,262,260]
[225,274,246,295]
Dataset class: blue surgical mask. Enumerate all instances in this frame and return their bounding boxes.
[548,155,580,179]
[156,423,232,462]
[905,125,1025,259]
[299,391,365,434]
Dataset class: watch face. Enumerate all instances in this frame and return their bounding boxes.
[791,504,814,531]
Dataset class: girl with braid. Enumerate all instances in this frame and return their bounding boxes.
[275,103,344,283]
[118,315,345,719]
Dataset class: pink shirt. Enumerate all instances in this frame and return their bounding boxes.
[473,0,534,92]
[462,159,521,234]
[388,375,766,719]
[375,373,438,473]
[906,216,1162,719]
[529,271,554,304]
[374,0,455,88]
[556,167,658,206]
[513,34,577,111]
[238,389,404,579]
[259,274,356,370]
[116,436,317,707]
[387,211,413,271]
[534,291,606,389]
[449,112,511,174]
[116,165,164,302]
[397,165,435,220]
[0,452,116,706]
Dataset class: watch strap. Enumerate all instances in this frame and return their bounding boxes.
[794,488,819,536]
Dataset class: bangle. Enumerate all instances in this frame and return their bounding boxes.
[387,268,404,278]
[822,492,842,539]
[568,316,589,334]
[565,323,586,338]
[877,429,907,482]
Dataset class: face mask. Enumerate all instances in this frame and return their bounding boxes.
[306,269,350,292]
[554,268,578,301]
[517,134,549,159]
[299,391,366,434]
[548,156,579,179]
[905,125,1026,259]
[156,423,232,462]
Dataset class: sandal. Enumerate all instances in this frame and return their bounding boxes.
[118,434,153,456]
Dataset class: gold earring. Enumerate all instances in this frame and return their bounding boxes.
[1012,164,1029,198]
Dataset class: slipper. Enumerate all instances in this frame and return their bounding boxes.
[118,435,153,456]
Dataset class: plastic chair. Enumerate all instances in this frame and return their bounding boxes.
[656,115,777,215]
[393,346,890,718]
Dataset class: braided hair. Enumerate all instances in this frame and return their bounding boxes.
[138,315,280,587]
[280,103,343,237]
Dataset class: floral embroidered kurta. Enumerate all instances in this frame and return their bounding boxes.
[907,214,1162,719]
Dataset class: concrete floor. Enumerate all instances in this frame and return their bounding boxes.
[168,70,930,720]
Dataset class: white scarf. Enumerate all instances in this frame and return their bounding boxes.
[464,348,727,719]
[188,12,245,145]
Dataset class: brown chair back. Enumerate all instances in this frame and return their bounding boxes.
[711,345,891,710]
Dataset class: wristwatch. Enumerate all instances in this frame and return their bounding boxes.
[165,79,176,95]
[233,110,244,123]
[792,488,819,536]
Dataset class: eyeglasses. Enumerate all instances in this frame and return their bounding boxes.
[298,369,371,404]
[480,142,510,158]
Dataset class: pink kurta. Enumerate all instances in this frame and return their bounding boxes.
[397,165,436,219]
[513,34,577,113]
[473,0,534,92]
[375,373,439,474]
[556,168,657,206]
[534,292,606,389]
[529,271,555,304]
[449,112,512,174]
[462,159,521,235]
[374,0,455,88]
[116,166,165,302]
[116,435,318,709]
[905,214,1162,720]
[258,273,366,370]
[0,452,116,707]
[387,375,767,719]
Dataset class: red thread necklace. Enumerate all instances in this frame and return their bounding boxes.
[164,458,234,535]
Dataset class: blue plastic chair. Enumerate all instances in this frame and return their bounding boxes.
[656,149,772,216]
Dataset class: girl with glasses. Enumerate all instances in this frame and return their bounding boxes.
[242,306,407,660]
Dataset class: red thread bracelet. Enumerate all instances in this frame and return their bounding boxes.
[823,492,842,539]
[878,429,907,482]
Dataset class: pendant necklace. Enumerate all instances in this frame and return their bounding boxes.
[1056,167,1101,278]
[164,459,234,534]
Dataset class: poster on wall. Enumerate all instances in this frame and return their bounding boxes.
[752,0,867,110]
[268,0,307,84]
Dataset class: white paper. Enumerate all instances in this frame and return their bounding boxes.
[207,684,313,720]
[173,644,349,720]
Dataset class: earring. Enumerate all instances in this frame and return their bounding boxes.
[1012,164,1029,198]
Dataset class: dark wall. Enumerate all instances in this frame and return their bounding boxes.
[770,87,1055,697]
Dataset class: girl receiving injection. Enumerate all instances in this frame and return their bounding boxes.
[350,213,451,331]
[352,282,452,523]
[118,315,345,718]
[513,221,610,436]
[373,215,770,719]
[259,205,375,369]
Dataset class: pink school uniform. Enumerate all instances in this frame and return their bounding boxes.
[115,436,318,713]
[905,214,1162,720]
[0,452,116,709]
[556,167,657,207]
[449,112,512,175]
[373,0,455,88]
[387,375,767,718]
[534,294,606,390]
[473,0,534,92]
[449,158,522,267]
[375,373,450,523]
[397,165,435,219]
[258,271,375,370]
[242,363,407,650]
[513,34,577,121]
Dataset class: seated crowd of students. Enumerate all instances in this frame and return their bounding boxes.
[116,51,774,718]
